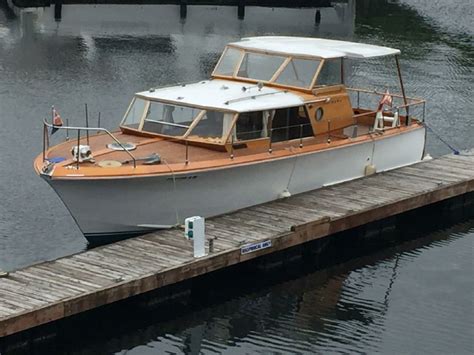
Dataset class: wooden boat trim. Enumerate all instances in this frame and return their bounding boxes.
[269,56,292,82]
[137,100,150,131]
[36,123,424,180]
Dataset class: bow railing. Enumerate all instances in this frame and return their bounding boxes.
[42,119,137,169]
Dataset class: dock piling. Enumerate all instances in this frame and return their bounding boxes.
[180,0,187,19]
[54,0,62,21]
[238,0,245,20]
[315,9,321,24]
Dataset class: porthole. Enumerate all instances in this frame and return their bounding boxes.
[315,107,324,121]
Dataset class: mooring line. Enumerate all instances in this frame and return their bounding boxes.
[424,123,460,155]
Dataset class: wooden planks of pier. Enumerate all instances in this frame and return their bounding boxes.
[1,151,473,338]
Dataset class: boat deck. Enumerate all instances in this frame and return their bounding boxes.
[3,150,474,338]
[37,121,415,177]
[44,126,367,164]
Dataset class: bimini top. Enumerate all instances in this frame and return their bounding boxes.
[229,36,401,59]
[137,79,304,113]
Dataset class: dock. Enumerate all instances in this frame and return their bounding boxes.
[0,151,473,338]
[6,0,334,20]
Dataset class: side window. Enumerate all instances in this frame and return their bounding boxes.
[271,106,313,142]
[188,111,235,144]
[236,52,286,81]
[122,98,147,129]
[213,47,242,76]
[275,58,321,88]
[316,59,341,86]
[141,102,199,137]
[235,111,270,141]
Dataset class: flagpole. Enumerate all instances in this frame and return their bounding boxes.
[66,118,69,141]
[340,57,344,85]
[85,103,90,145]
[395,55,409,125]
[97,112,101,134]
[42,123,46,162]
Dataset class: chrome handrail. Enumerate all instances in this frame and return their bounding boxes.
[347,87,427,122]
[346,87,425,104]
[43,119,137,168]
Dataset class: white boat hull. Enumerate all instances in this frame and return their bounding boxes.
[44,127,426,243]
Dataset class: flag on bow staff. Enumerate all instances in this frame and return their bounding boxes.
[51,106,64,135]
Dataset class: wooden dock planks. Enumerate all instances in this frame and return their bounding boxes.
[0,151,473,338]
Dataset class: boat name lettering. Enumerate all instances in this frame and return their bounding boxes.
[166,175,198,181]
[241,240,272,255]
[329,98,342,104]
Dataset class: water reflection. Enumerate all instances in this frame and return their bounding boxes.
[129,220,472,355]
[4,219,470,354]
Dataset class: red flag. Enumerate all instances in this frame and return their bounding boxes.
[51,107,64,135]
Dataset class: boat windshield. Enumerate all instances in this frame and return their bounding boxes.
[143,101,201,137]
[122,98,200,136]
[121,97,235,143]
[213,46,322,89]
[121,97,147,129]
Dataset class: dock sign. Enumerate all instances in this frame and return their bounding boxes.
[241,240,272,255]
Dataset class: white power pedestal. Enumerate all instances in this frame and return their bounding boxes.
[185,216,206,258]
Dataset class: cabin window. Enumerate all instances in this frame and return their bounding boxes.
[275,58,321,88]
[235,111,270,141]
[236,52,286,81]
[316,59,342,86]
[142,102,201,137]
[187,111,235,143]
[271,106,313,142]
[122,97,147,129]
[214,47,242,76]
[315,107,324,121]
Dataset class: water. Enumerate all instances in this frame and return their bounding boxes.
[0,0,472,353]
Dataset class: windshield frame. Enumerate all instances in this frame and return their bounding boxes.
[212,46,325,90]
[120,97,239,145]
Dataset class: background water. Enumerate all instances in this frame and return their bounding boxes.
[0,0,472,353]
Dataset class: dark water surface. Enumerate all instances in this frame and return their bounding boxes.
[0,0,473,353]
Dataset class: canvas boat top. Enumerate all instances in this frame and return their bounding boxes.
[229,36,401,59]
